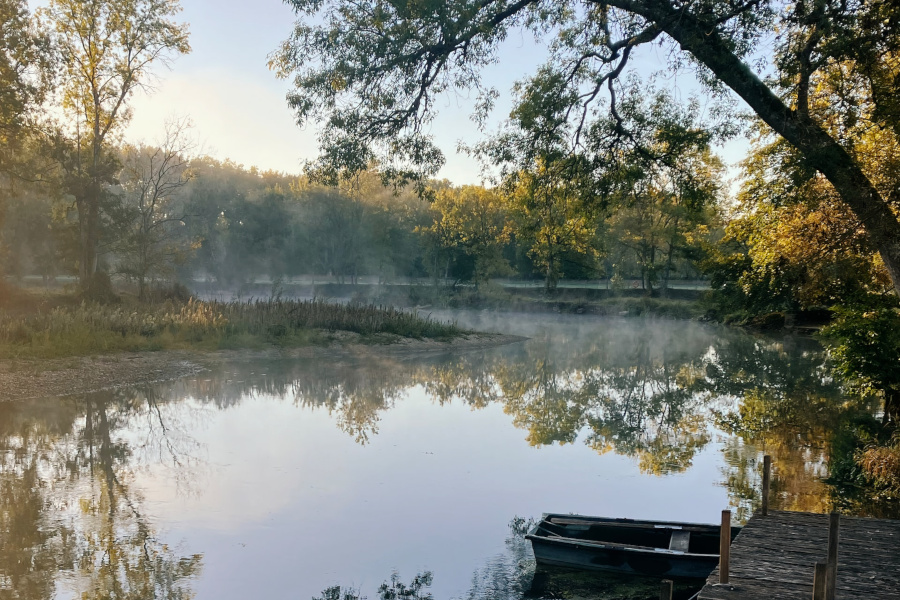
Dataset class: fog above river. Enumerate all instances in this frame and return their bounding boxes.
[0,311,875,600]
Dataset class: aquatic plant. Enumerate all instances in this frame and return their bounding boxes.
[0,298,462,358]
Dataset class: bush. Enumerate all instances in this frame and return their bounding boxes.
[81,272,120,304]
[145,281,193,303]
[859,434,900,497]
[822,297,900,424]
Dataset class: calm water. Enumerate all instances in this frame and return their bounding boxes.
[0,312,883,599]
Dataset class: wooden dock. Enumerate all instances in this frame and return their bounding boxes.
[698,510,900,599]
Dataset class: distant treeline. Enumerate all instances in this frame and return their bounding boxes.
[1,156,718,294]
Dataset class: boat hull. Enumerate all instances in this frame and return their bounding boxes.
[528,535,719,579]
[526,513,737,580]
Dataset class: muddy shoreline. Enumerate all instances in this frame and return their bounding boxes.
[0,333,525,402]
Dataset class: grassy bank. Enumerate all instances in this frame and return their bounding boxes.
[0,298,464,359]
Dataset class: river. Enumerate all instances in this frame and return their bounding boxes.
[0,311,887,599]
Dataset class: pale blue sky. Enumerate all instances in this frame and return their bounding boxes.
[125,0,749,186]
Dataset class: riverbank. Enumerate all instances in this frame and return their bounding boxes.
[0,331,524,402]
[0,295,467,359]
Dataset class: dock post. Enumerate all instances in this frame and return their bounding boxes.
[761,455,772,516]
[825,512,840,600]
[813,561,827,600]
[720,509,732,584]
[660,579,673,600]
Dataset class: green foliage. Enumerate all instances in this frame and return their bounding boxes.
[506,156,603,290]
[704,133,892,322]
[273,0,900,305]
[0,0,50,176]
[426,185,512,284]
[38,0,191,292]
[822,299,900,423]
[828,414,900,508]
[594,87,723,294]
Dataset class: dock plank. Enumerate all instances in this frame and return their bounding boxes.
[698,511,900,600]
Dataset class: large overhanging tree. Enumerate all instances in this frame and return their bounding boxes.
[272,0,900,297]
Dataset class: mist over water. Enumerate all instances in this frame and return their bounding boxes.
[0,311,877,600]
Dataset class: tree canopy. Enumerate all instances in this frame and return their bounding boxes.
[273,0,900,296]
[40,0,190,296]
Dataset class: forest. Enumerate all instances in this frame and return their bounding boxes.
[1,0,899,542]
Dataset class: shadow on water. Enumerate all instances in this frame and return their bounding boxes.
[308,519,705,600]
[1,313,896,598]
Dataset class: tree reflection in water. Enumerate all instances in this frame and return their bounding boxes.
[699,334,876,516]
[161,318,861,509]
[142,316,869,516]
[313,519,704,600]
[312,571,435,600]
[0,390,203,600]
[0,316,883,598]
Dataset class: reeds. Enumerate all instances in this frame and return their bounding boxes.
[0,298,462,358]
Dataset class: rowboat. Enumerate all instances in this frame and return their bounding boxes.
[526,513,741,579]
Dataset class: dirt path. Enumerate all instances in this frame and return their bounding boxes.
[0,333,525,402]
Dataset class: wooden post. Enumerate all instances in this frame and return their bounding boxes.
[813,561,827,600]
[761,454,772,516]
[660,579,674,600]
[720,509,732,584]
[825,512,840,600]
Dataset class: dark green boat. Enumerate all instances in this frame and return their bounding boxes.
[526,513,741,579]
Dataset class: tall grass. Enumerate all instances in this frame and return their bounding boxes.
[0,299,463,358]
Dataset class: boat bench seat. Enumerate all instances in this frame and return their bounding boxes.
[669,530,691,552]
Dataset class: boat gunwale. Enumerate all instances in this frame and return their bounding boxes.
[525,531,721,557]
[526,513,740,558]
[539,512,733,531]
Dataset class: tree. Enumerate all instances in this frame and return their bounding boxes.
[506,157,600,290]
[0,0,51,279]
[41,0,190,297]
[273,0,900,298]
[116,118,195,300]
[593,88,723,293]
[427,185,512,285]
[0,0,49,177]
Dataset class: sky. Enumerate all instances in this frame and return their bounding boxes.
[124,0,750,187]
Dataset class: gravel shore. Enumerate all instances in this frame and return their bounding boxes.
[0,333,524,402]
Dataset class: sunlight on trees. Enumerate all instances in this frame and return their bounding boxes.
[38,0,190,297]
[116,117,196,300]
[506,158,601,291]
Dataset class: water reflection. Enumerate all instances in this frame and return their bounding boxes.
[313,519,706,600]
[0,313,891,600]
[0,391,203,600]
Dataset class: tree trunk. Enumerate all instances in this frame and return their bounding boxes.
[77,190,100,295]
[617,0,900,297]
[885,390,899,426]
[662,242,673,297]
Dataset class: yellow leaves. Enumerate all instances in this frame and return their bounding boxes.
[329,74,347,92]
[46,0,191,143]
[858,442,900,492]
[426,184,512,280]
